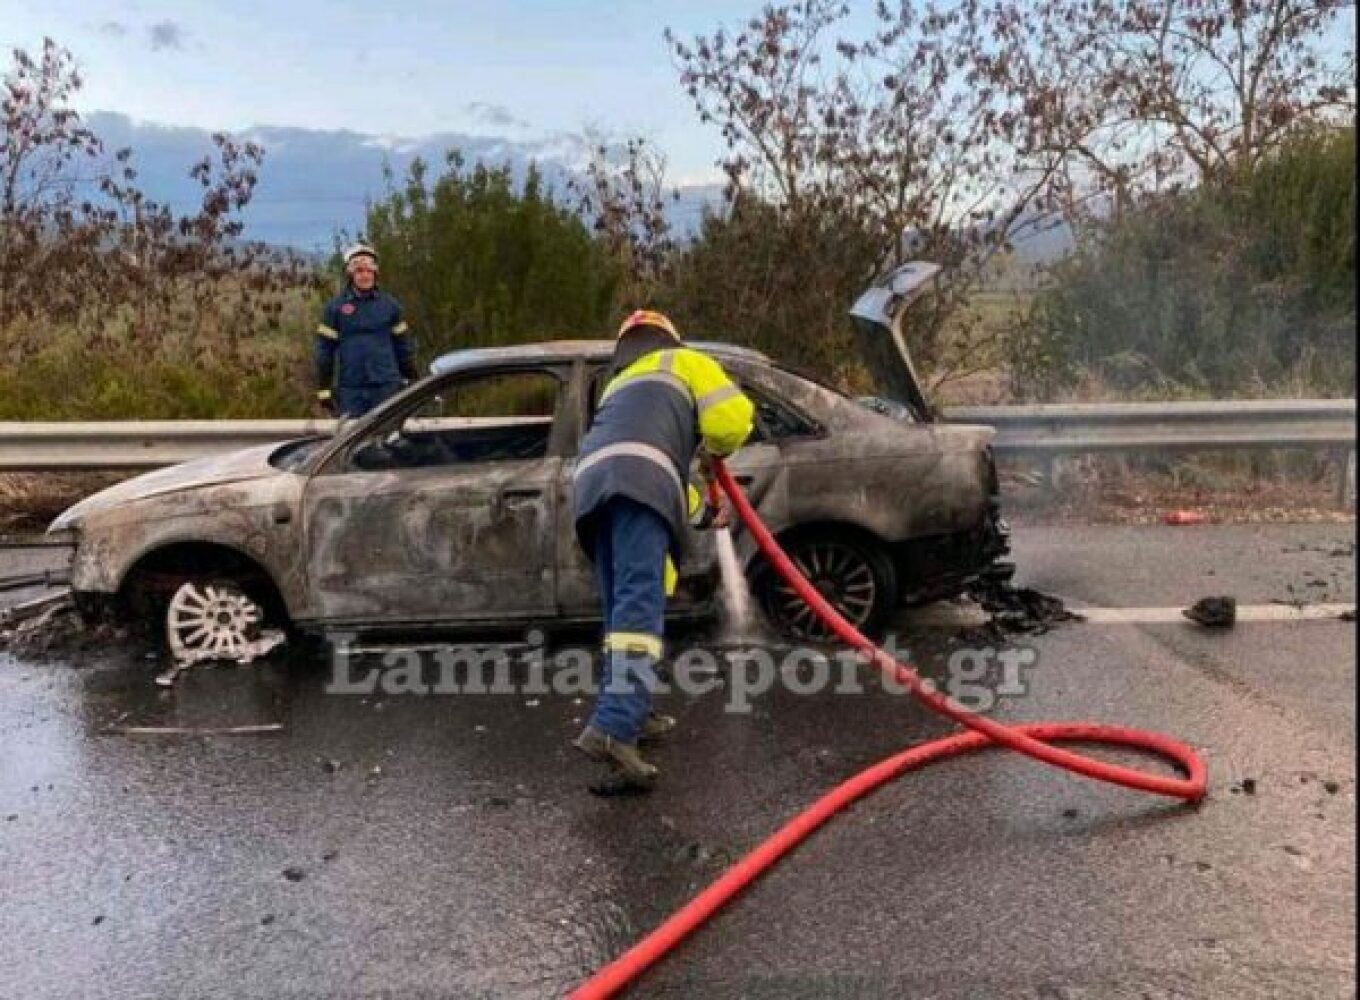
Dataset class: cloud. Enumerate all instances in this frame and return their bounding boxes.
[98,21,129,37]
[464,101,529,130]
[148,20,187,52]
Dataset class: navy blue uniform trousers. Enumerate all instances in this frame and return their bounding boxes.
[586,496,670,743]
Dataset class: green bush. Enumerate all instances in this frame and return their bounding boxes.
[1011,127,1356,399]
[363,155,621,364]
[657,196,879,387]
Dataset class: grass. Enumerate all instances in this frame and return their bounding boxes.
[0,472,127,533]
[0,285,322,420]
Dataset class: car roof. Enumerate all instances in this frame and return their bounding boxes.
[429,339,769,375]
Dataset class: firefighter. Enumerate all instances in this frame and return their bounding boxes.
[572,309,755,790]
[315,242,417,418]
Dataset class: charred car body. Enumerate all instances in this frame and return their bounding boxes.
[48,263,1010,654]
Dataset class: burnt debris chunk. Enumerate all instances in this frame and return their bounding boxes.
[1183,596,1236,628]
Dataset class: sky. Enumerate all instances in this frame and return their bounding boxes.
[0,0,771,184]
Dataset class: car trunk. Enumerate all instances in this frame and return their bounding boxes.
[848,261,941,423]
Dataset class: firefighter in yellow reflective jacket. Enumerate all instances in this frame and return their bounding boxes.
[572,310,754,789]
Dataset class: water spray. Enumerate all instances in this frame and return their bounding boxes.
[706,477,757,638]
[569,459,1207,999]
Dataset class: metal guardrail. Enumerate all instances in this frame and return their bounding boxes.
[0,401,1353,469]
[0,419,337,471]
[948,399,1356,507]
[947,399,1356,454]
[0,400,1354,503]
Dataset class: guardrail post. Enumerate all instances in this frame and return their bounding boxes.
[1046,454,1064,494]
[1339,448,1356,510]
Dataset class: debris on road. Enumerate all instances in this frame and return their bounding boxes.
[0,593,132,657]
[1163,510,1209,525]
[961,577,1085,640]
[155,628,288,687]
[1184,596,1237,628]
[587,777,654,798]
[106,723,285,737]
[0,590,73,628]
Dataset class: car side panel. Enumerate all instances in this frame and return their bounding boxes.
[67,473,310,614]
[722,360,994,549]
[772,427,992,541]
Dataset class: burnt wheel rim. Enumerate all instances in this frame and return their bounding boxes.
[761,541,878,640]
[166,581,263,663]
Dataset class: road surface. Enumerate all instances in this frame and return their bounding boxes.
[1,522,1354,998]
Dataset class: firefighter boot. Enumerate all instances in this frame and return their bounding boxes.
[574,725,659,789]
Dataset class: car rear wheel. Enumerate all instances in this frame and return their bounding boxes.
[750,528,898,641]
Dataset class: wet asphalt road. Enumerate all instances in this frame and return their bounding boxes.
[1,522,1354,999]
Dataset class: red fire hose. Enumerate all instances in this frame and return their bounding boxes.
[569,459,1208,999]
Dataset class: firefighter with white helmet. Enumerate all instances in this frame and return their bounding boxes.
[314,242,417,417]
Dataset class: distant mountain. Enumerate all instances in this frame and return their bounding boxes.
[86,112,722,250]
[80,113,1075,271]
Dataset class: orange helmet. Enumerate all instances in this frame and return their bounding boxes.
[617,309,680,341]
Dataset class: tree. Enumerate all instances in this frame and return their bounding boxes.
[363,154,621,361]
[663,1,1070,390]
[1009,126,1356,398]
[659,0,1354,393]
[976,0,1356,233]
[0,39,107,327]
[0,39,316,364]
[663,192,881,382]
[571,136,678,309]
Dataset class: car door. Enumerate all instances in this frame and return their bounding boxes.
[301,366,567,627]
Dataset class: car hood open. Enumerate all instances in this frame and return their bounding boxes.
[48,443,286,531]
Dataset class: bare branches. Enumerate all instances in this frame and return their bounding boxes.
[570,136,677,306]
[990,0,1355,216]
[663,1,1076,384]
[0,40,319,362]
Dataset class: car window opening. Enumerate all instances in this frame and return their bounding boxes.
[350,371,560,471]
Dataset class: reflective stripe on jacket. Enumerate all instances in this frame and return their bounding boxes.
[572,346,755,571]
[315,287,416,389]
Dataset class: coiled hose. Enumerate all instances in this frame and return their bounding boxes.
[569,459,1207,999]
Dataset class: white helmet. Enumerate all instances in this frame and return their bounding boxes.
[343,242,378,272]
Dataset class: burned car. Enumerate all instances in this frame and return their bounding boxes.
[47,262,1010,655]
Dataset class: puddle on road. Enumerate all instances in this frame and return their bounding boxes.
[7,607,1050,743]
[4,639,297,738]
[96,659,292,734]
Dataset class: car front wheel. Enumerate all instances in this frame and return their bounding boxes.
[164,578,267,663]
